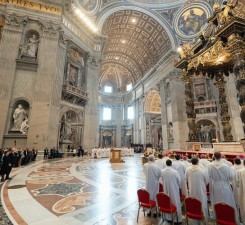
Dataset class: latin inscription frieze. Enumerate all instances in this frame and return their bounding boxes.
[0,0,61,15]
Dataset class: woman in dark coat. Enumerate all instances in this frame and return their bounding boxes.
[0,150,10,182]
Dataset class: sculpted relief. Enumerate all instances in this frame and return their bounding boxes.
[77,0,98,12]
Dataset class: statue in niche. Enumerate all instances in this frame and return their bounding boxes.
[20,119,29,134]
[20,34,40,58]
[60,114,72,141]
[168,122,174,142]
[200,125,213,143]
[11,104,28,132]
[67,65,78,86]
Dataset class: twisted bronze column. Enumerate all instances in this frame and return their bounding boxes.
[181,70,197,141]
[214,73,233,141]
[233,51,245,135]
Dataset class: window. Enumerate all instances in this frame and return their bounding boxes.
[103,107,111,120]
[127,106,134,119]
[104,85,112,93]
[126,83,132,91]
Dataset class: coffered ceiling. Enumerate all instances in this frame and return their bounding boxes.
[99,10,172,90]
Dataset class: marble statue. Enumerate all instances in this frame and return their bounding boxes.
[200,125,213,143]
[20,34,40,58]
[20,119,29,134]
[60,114,72,141]
[11,104,28,131]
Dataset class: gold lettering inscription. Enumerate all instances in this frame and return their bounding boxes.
[0,0,62,15]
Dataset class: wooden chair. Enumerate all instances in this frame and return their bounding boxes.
[137,188,157,223]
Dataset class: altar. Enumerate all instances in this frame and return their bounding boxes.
[213,142,244,153]
[109,149,124,163]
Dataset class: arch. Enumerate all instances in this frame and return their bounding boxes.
[97,6,178,48]
[196,119,218,143]
[144,90,161,113]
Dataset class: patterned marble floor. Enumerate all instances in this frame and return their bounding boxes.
[1,155,217,225]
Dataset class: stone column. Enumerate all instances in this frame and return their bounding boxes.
[169,70,187,149]
[226,30,245,138]
[27,25,65,149]
[116,105,123,147]
[233,51,245,137]
[181,70,198,141]
[0,16,23,147]
[214,74,233,141]
[83,51,101,150]
[159,80,168,149]
[225,75,244,140]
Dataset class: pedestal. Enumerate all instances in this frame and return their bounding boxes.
[110,149,124,163]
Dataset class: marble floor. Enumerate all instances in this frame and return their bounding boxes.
[1,155,150,225]
[0,154,218,225]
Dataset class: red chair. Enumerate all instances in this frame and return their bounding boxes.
[156,192,178,225]
[159,183,164,192]
[137,188,157,223]
[206,184,210,197]
[214,202,237,225]
[184,197,205,225]
[179,189,185,203]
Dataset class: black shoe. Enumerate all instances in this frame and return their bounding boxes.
[174,223,182,225]
[153,213,157,218]
[167,220,172,224]
[147,212,151,217]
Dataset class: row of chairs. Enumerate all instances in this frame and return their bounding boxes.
[137,188,237,225]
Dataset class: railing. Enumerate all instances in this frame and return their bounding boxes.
[62,84,88,105]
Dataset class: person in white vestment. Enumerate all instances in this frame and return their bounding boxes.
[221,155,233,167]
[207,152,239,223]
[161,159,182,224]
[199,154,211,168]
[155,153,166,171]
[143,155,161,217]
[172,154,188,197]
[236,160,245,223]
[155,153,166,186]
[186,157,209,223]
[231,158,244,211]
[181,155,191,168]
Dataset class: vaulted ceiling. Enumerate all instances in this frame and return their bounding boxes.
[99,10,172,91]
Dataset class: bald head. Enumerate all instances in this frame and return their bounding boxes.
[148,155,155,162]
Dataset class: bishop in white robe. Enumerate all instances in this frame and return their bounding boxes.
[172,154,188,197]
[236,160,245,223]
[207,152,239,223]
[161,159,182,223]
[186,157,209,223]
[231,158,244,210]
[143,155,161,202]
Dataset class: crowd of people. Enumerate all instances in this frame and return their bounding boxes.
[143,152,245,224]
[0,147,37,182]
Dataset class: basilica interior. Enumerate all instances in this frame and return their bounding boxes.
[0,0,245,224]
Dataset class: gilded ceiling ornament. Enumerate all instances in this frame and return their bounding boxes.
[0,16,4,27]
